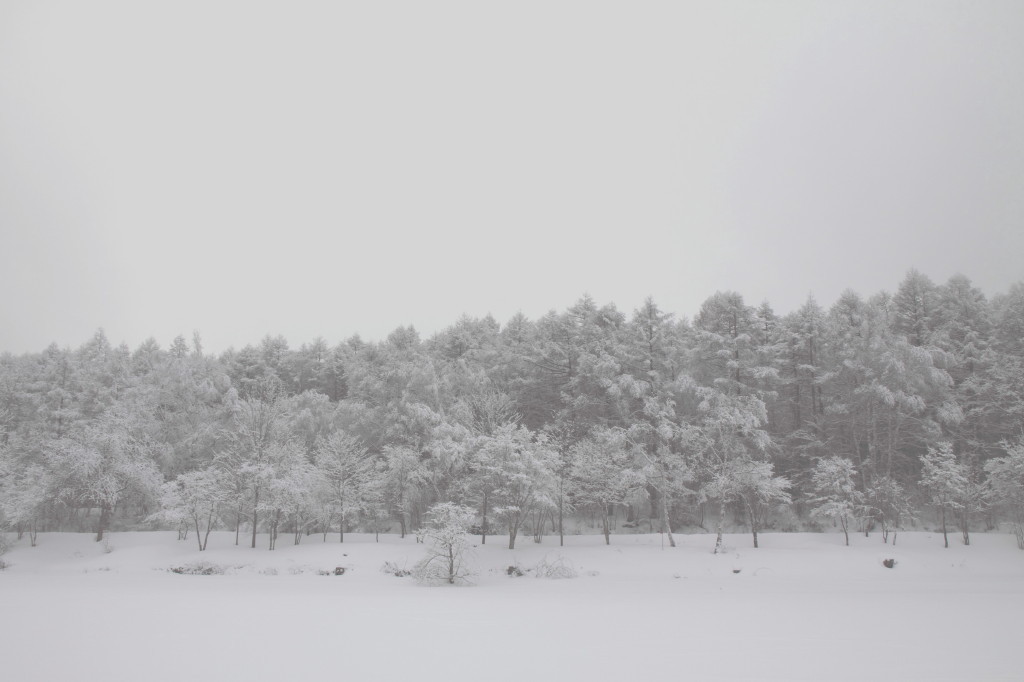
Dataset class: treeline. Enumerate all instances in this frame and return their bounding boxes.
[2,270,1024,551]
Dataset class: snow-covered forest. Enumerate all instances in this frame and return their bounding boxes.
[3,269,1024,551]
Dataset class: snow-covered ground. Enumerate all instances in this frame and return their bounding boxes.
[2,530,1021,681]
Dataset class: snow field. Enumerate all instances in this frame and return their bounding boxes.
[2,531,1022,681]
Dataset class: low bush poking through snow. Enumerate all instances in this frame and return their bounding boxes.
[533,554,577,579]
[169,561,225,575]
[381,560,412,577]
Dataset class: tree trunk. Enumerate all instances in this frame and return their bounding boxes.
[941,506,949,548]
[251,488,259,549]
[481,491,488,546]
[748,506,759,549]
[202,510,214,551]
[194,516,203,551]
[713,502,725,554]
[447,545,456,584]
[603,512,610,545]
[95,503,110,542]
[268,513,279,550]
[661,490,676,548]
[558,486,564,547]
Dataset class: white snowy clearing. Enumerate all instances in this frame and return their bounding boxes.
[2,531,1021,682]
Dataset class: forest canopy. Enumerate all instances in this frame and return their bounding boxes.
[3,270,1024,550]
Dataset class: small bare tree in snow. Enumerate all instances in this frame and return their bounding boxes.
[155,468,227,551]
[865,475,913,545]
[692,387,778,553]
[955,467,987,546]
[413,502,475,585]
[710,459,791,549]
[919,442,967,549]
[314,432,372,542]
[569,428,645,545]
[262,441,319,549]
[484,425,557,549]
[0,459,51,547]
[809,456,862,546]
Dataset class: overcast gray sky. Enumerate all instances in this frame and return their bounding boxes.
[1,1,1022,355]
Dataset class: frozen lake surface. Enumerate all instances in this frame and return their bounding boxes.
[2,530,1021,681]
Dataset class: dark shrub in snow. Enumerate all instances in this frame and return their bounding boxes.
[169,561,224,575]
